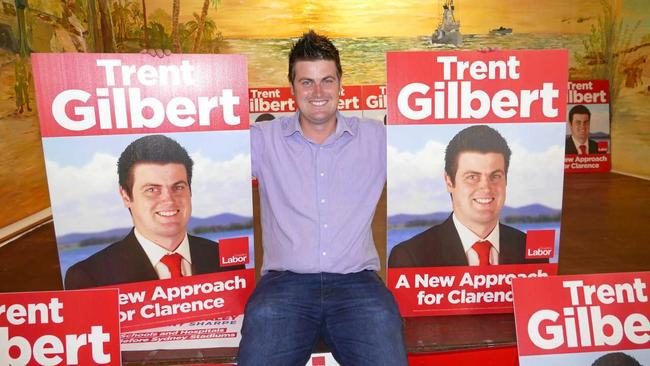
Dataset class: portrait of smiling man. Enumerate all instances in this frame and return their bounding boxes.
[388,125,548,268]
[565,104,598,155]
[64,134,242,290]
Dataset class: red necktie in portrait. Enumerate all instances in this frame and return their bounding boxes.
[160,253,183,278]
[472,241,492,266]
[579,145,587,155]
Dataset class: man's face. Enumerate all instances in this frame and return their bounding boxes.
[445,152,507,236]
[291,60,341,129]
[570,113,590,144]
[120,163,191,249]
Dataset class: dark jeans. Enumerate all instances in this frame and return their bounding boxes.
[237,270,408,366]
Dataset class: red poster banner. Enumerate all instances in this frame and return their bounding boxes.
[112,269,254,332]
[0,289,121,365]
[361,85,388,111]
[387,50,568,124]
[568,80,610,104]
[388,263,557,316]
[513,272,650,364]
[249,87,296,114]
[32,53,249,137]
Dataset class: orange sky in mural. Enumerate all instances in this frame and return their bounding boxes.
[150,0,597,38]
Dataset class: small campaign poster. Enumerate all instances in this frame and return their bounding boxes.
[361,85,388,124]
[565,80,611,173]
[31,54,255,342]
[513,272,650,366]
[0,289,121,365]
[386,50,567,317]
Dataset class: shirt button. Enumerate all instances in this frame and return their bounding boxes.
[322,251,327,256]
[320,172,325,177]
[323,224,328,228]
[320,199,326,203]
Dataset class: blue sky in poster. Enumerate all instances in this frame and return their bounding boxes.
[42,131,252,236]
[387,123,566,215]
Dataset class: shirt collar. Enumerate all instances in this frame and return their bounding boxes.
[282,111,356,141]
[452,213,500,254]
[134,228,192,268]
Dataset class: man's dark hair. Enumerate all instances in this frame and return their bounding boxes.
[444,125,511,184]
[592,352,642,366]
[118,135,193,198]
[288,30,342,83]
[569,104,591,123]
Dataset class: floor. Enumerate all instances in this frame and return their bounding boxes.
[1,172,649,363]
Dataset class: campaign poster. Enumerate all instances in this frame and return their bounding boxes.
[386,50,567,317]
[513,272,650,366]
[32,54,255,339]
[565,80,611,173]
[361,85,388,124]
[0,289,121,365]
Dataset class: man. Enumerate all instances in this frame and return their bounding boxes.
[565,104,598,154]
[65,134,241,289]
[389,125,547,268]
[238,31,407,366]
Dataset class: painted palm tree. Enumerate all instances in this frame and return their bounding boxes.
[112,1,131,42]
[128,1,144,39]
[171,0,181,52]
[186,12,216,52]
[141,0,148,47]
[148,21,172,50]
[193,0,221,53]
[98,0,117,52]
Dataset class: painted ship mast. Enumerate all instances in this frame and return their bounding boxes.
[431,0,462,46]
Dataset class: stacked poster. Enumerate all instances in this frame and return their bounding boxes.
[385,50,567,316]
[565,80,611,173]
[513,272,650,365]
[32,53,254,350]
[0,289,121,365]
[248,85,375,123]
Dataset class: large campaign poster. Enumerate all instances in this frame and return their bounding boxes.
[386,50,566,317]
[32,53,255,348]
[565,80,611,173]
[0,289,121,365]
[513,272,650,366]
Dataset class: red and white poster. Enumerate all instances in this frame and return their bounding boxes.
[513,272,650,366]
[565,80,611,173]
[32,53,255,347]
[0,289,121,365]
[386,50,567,316]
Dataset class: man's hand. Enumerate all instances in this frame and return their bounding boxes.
[140,49,172,58]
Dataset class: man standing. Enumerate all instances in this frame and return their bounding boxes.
[389,125,547,268]
[565,104,598,154]
[65,135,241,289]
[238,31,407,366]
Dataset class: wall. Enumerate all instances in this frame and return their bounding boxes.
[0,0,648,231]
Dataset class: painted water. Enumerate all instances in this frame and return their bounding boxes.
[223,33,587,86]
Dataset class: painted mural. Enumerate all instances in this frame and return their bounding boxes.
[0,0,648,229]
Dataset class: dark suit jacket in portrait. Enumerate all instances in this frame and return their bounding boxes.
[65,229,244,289]
[388,215,548,268]
[565,136,599,154]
